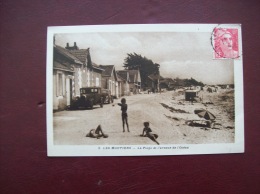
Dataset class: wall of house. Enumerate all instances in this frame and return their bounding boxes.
[74,67,82,96]
[126,82,130,95]
[111,74,117,96]
[81,67,88,88]
[90,70,102,87]
[117,72,130,96]
[53,69,73,111]
[118,82,122,97]
[101,74,117,96]
[74,68,102,96]
[82,68,101,87]
[129,83,135,93]
[109,79,116,96]
[122,81,130,96]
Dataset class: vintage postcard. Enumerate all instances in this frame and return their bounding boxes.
[46,24,244,156]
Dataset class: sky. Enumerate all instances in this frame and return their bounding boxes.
[55,32,234,85]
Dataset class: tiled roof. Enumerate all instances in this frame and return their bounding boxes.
[128,70,139,76]
[92,62,104,71]
[117,70,128,81]
[116,74,125,82]
[54,45,82,65]
[92,62,99,68]
[128,70,139,82]
[68,49,103,71]
[117,70,140,82]
[69,49,88,63]
[99,65,114,77]
[53,61,74,72]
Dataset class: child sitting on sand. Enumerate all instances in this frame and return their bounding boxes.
[140,122,159,145]
[86,125,108,139]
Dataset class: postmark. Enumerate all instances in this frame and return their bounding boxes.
[212,26,240,59]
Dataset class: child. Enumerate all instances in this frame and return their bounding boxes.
[141,122,159,145]
[86,125,108,139]
[118,98,130,132]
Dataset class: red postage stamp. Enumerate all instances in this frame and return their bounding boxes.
[212,28,239,59]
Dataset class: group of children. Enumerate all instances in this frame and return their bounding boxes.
[86,98,160,145]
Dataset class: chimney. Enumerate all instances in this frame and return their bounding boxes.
[66,42,79,50]
[73,42,79,50]
[86,48,92,68]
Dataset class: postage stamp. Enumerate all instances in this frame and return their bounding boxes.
[212,26,240,59]
[46,24,244,156]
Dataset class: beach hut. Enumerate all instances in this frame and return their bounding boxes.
[185,90,199,101]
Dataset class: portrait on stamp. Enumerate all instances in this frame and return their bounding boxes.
[213,28,239,59]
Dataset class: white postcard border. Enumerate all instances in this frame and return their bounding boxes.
[47,24,244,156]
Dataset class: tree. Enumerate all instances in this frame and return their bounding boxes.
[123,53,160,87]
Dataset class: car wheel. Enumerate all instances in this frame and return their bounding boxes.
[90,101,93,109]
[72,103,78,110]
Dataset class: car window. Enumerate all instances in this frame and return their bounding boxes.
[80,88,100,94]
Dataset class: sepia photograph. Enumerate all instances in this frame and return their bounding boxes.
[46,24,244,156]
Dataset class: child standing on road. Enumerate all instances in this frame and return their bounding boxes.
[118,98,130,132]
[141,122,159,145]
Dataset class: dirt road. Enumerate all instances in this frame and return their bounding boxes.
[54,90,234,145]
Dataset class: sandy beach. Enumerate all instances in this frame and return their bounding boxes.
[54,88,235,145]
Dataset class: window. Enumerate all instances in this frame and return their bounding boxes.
[109,80,112,90]
[96,77,100,86]
[91,89,98,93]
[57,72,65,97]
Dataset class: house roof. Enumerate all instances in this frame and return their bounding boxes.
[69,49,88,63]
[117,70,129,81]
[128,70,140,82]
[92,63,104,71]
[99,65,115,77]
[54,45,83,65]
[53,61,74,72]
[68,49,103,71]
[116,70,140,82]
[116,74,125,82]
[128,70,139,76]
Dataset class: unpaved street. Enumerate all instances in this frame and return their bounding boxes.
[54,90,235,145]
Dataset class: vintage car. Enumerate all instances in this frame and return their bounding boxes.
[70,87,113,109]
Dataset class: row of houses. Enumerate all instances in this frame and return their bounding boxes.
[53,42,142,111]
